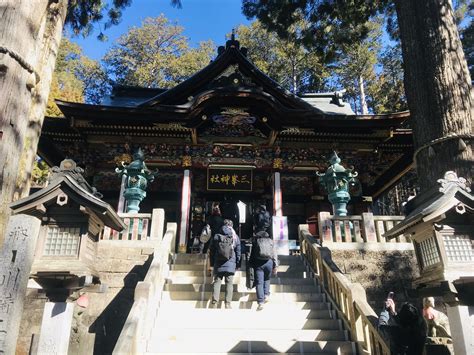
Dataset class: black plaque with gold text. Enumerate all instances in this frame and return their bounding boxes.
[207,168,253,191]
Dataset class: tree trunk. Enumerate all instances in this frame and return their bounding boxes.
[0,1,67,245]
[358,75,369,115]
[395,0,473,191]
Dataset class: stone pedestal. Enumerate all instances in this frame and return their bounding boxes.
[0,214,41,355]
[446,305,474,355]
[37,302,74,355]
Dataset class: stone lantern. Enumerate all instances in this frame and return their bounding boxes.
[0,159,125,355]
[384,171,474,355]
[116,148,158,213]
[10,159,125,289]
[316,152,358,216]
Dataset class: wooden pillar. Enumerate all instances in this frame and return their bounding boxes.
[116,175,127,213]
[178,169,191,253]
[273,171,283,217]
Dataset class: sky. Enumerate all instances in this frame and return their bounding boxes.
[69,0,251,61]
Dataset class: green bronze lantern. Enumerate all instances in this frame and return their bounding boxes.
[317,152,358,216]
[116,148,158,213]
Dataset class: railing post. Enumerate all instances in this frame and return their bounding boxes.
[347,284,369,349]
[361,213,377,242]
[150,208,165,241]
[318,212,333,242]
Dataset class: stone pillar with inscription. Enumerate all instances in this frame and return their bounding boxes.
[37,302,74,355]
[0,214,41,355]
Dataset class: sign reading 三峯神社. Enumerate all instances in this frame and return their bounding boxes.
[207,168,253,191]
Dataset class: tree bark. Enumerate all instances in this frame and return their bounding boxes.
[358,75,368,115]
[395,0,473,191]
[0,0,67,245]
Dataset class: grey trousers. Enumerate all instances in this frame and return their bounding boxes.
[212,272,234,303]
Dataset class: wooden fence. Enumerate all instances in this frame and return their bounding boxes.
[101,209,165,241]
[316,212,407,244]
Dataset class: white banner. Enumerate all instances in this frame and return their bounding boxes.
[272,215,289,255]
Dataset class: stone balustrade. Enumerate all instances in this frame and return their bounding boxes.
[316,212,408,244]
[102,209,165,241]
[113,222,177,354]
[299,224,391,355]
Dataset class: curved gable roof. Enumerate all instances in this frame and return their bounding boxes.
[138,39,320,112]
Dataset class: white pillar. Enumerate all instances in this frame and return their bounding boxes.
[446,305,474,355]
[37,302,74,355]
[117,175,127,213]
[178,169,191,253]
[273,171,283,217]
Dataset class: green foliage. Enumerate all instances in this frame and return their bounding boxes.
[46,37,108,116]
[373,44,407,113]
[236,21,329,93]
[65,0,182,39]
[332,20,381,113]
[31,158,50,188]
[242,0,391,61]
[103,15,215,88]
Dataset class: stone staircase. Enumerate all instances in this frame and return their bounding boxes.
[146,253,356,354]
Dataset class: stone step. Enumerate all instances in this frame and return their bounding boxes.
[147,329,353,354]
[169,269,310,278]
[162,290,326,302]
[154,312,341,330]
[163,283,321,294]
[157,307,336,320]
[166,275,316,285]
[172,254,305,265]
[158,300,332,311]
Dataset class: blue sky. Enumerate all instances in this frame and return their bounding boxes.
[70,0,251,61]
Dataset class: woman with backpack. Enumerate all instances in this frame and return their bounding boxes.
[209,220,241,309]
[249,231,278,311]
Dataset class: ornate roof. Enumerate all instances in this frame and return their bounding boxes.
[38,37,414,197]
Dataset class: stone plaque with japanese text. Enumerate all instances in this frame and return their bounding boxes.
[0,214,41,355]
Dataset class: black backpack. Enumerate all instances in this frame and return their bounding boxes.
[255,237,273,260]
[216,234,234,261]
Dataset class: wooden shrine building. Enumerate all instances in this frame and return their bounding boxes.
[37,36,414,251]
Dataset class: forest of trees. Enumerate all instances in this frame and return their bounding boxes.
[50,14,413,115]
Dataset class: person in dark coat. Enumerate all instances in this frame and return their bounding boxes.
[254,204,271,233]
[249,230,278,311]
[378,298,427,354]
[209,220,241,309]
[205,204,224,253]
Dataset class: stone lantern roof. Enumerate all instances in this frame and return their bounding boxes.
[10,159,125,231]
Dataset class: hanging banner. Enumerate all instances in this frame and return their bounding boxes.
[207,168,253,192]
[272,216,289,255]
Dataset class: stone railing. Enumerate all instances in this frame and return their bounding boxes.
[102,209,164,241]
[299,224,391,355]
[113,222,177,355]
[316,212,408,244]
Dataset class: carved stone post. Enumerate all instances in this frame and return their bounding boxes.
[0,214,41,355]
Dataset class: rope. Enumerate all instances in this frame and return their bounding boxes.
[0,45,40,82]
[413,133,474,161]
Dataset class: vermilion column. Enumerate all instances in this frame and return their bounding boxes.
[178,169,191,253]
[273,171,283,217]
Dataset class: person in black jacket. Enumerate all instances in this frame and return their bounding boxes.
[209,220,241,309]
[249,231,278,311]
[378,298,427,354]
[254,204,271,233]
[205,204,224,253]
